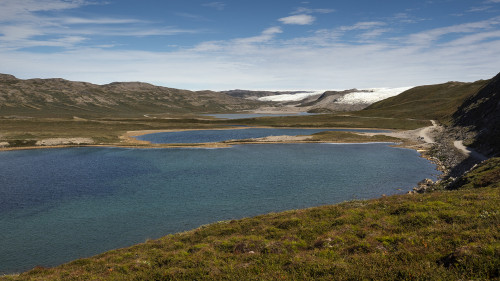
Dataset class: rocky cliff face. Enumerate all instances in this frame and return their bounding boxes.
[452,72,500,157]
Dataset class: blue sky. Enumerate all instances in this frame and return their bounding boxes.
[1,0,499,90]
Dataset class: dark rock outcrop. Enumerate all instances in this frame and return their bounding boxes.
[452,72,500,157]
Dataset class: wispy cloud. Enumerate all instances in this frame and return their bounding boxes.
[442,30,500,46]
[467,6,493,12]
[407,16,500,46]
[339,21,386,31]
[202,2,226,10]
[234,27,283,44]
[279,14,315,25]
[0,0,92,20]
[61,17,144,25]
[392,13,427,24]
[192,26,283,52]
[0,0,201,50]
[0,1,499,90]
[176,12,209,21]
[358,28,392,40]
[292,7,335,14]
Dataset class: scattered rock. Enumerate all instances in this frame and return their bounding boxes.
[412,178,435,193]
[36,138,94,146]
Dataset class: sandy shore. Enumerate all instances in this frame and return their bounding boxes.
[360,120,439,146]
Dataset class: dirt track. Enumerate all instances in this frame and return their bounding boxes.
[453,140,488,161]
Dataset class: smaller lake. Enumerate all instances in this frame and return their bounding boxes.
[203,113,317,119]
[136,128,391,144]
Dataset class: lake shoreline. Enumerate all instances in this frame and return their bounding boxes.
[0,125,445,177]
[0,126,396,151]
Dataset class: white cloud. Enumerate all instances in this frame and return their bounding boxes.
[4,19,499,91]
[442,30,500,46]
[407,16,500,46]
[340,21,386,31]
[358,28,392,40]
[176,12,208,21]
[202,2,226,10]
[233,27,283,44]
[0,3,499,91]
[0,0,201,50]
[392,13,427,24]
[0,0,96,22]
[292,7,335,14]
[279,14,315,25]
[467,6,492,12]
[61,17,144,25]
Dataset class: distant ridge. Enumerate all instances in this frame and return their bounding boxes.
[0,74,264,118]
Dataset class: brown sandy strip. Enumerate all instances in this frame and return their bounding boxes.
[1,127,397,152]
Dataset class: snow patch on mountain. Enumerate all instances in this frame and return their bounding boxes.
[336,87,412,104]
[258,91,326,102]
[256,87,412,103]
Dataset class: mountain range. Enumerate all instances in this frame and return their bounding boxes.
[0,74,414,118]
[0,74,263,118]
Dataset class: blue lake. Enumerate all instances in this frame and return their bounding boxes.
[203,113,317,119]
[136,128,390,144]
[0,144,439,274]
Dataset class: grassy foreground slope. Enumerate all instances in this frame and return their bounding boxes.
[3,158,498,281]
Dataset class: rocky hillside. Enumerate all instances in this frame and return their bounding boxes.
[222,89,305,100]
[300,89,373,112]
[0,74,264,118]
[452,72,500,157]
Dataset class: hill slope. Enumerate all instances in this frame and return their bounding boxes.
[355,79,489,123]
[0,74,263,118]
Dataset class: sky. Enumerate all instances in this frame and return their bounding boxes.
[0,0,499,90]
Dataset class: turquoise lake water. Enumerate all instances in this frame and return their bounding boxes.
[136,128,390,144]
[0,144,439,274]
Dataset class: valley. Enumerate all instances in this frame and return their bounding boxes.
[0,72,498,280]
